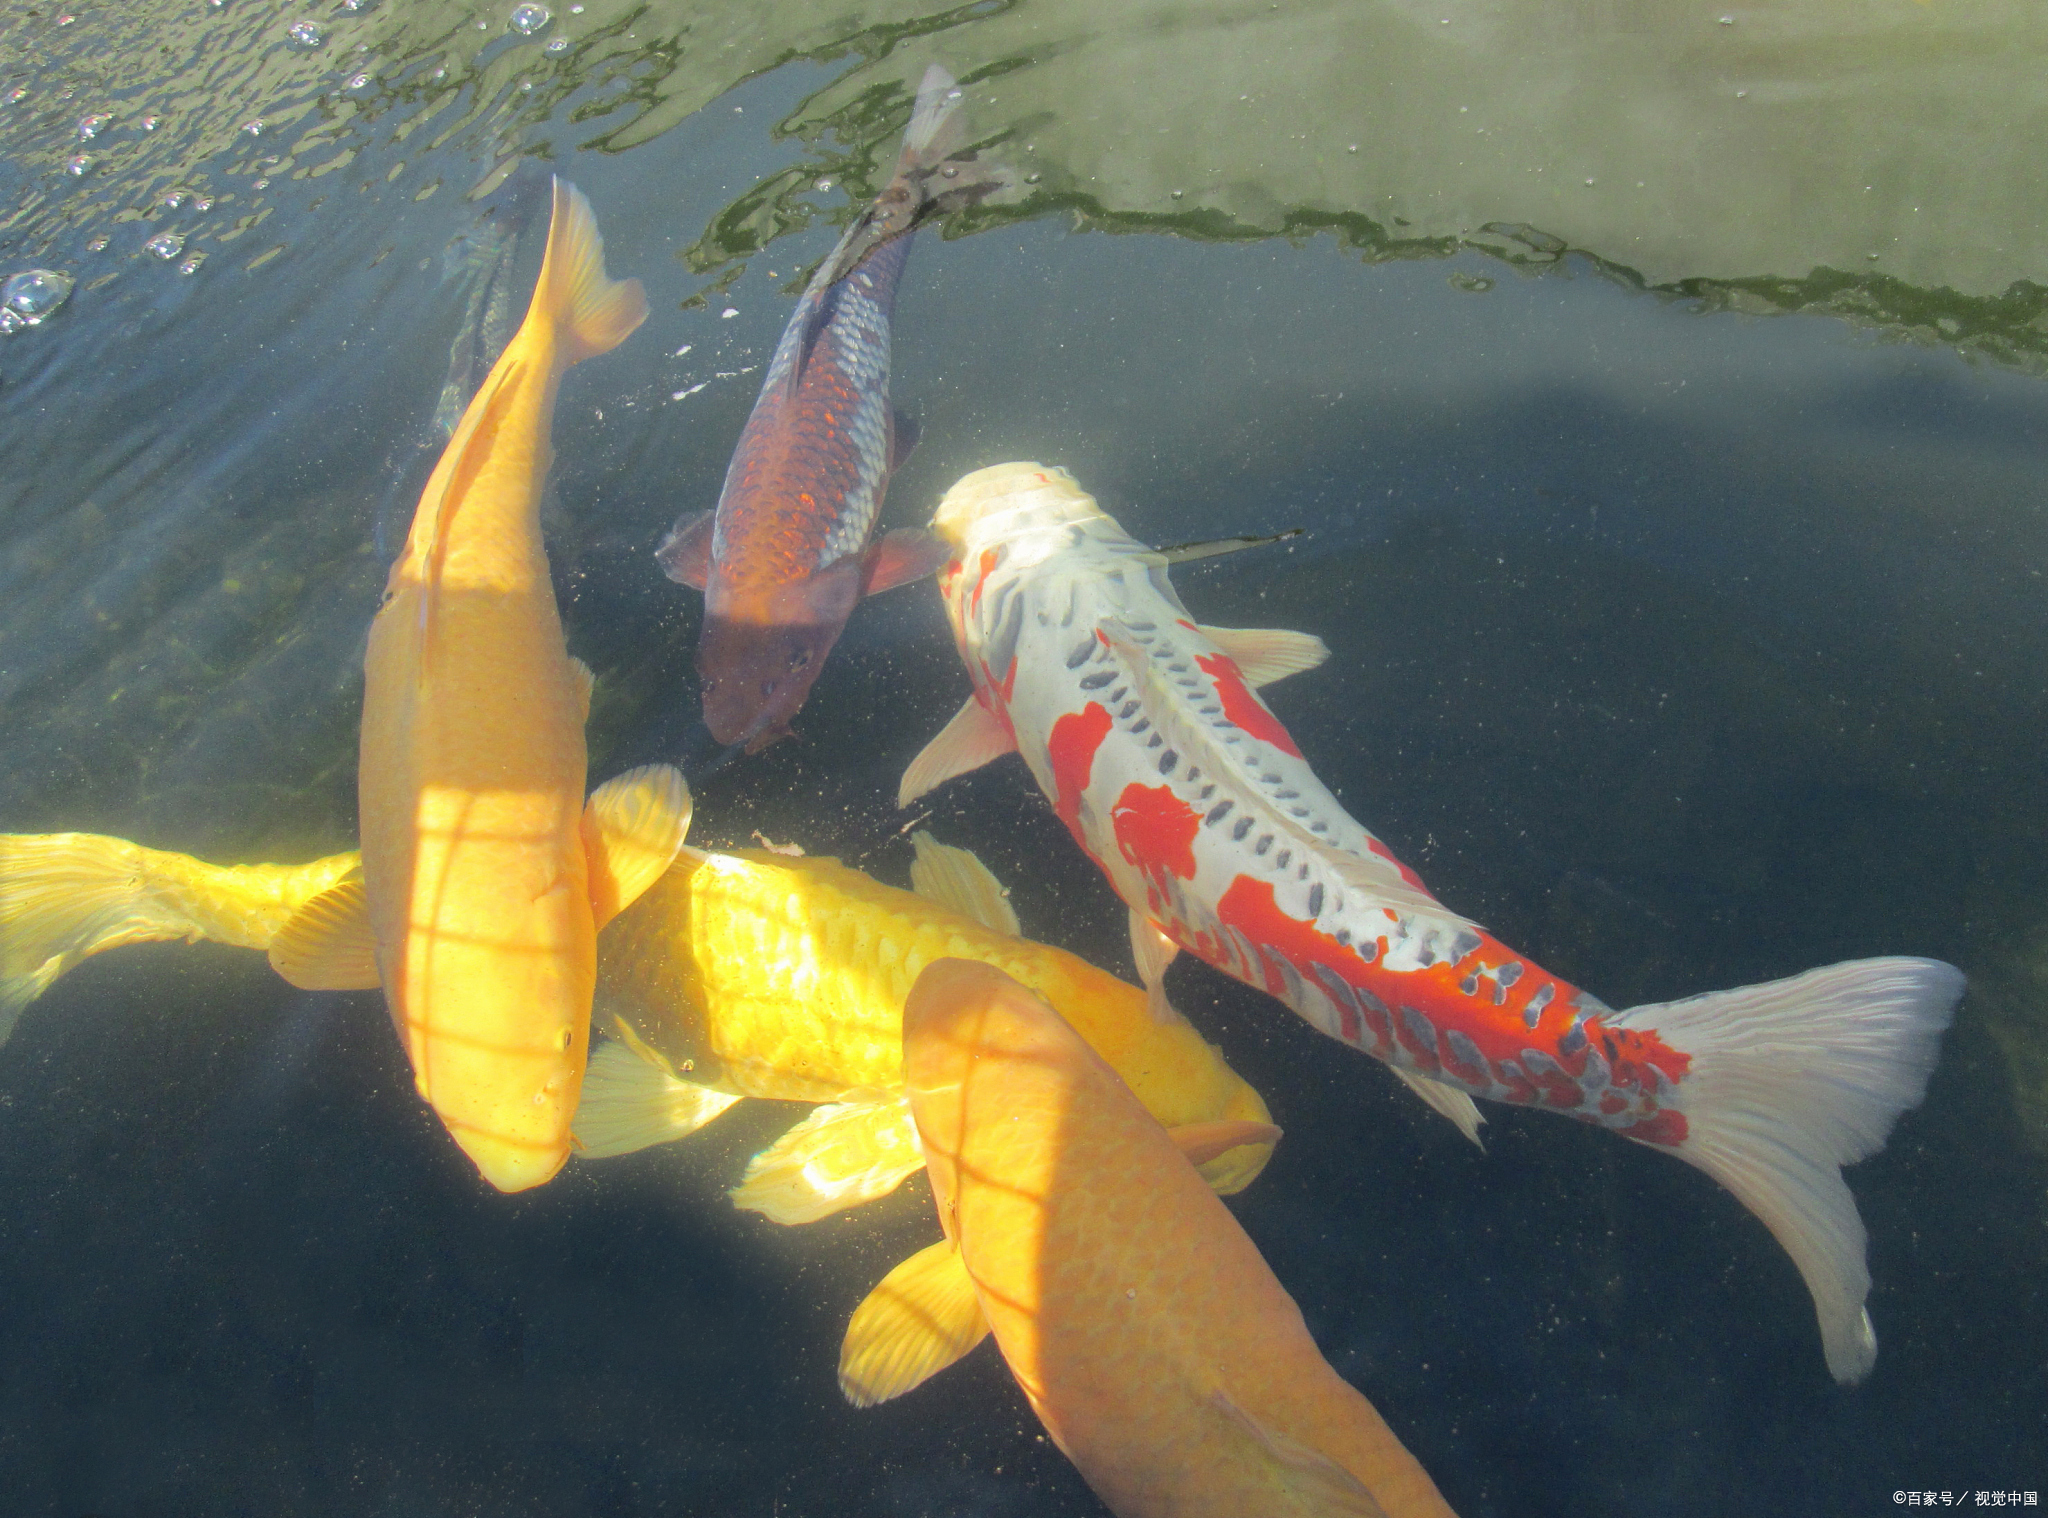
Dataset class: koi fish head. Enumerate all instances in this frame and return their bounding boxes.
[930,462,1104,554]
[696,558,865,752]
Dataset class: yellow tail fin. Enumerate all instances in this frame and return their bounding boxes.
[0,832,359,1039]
[540,177,648,366]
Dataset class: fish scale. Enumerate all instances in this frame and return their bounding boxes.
[907,461,1963,1384]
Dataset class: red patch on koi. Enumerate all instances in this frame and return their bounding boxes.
[1195,651,1302,757]
[969,549,1000,616]
[1111,783,1202,882]
[1047,703,1114,834]
[1620,1109,1688,1147]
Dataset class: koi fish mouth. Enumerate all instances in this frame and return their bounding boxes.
[696,612,830,752]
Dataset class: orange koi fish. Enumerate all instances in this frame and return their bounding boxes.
[901,462,1964,1383]
[844,958,1459,1518]
[655,65,1005,752]
[277,180,688,1192]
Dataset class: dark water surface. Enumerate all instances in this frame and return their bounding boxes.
[1,4,2044,1515]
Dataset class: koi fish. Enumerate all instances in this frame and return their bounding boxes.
[842,959,1459,1518]
[655,64,1006,753]
[900,462,1964,1384]
[577,827,1275,1221]
[295,179,687,1193]
[0,825,1270,1227]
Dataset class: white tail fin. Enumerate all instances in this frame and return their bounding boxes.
[902,64,964,164]
[1609,955,1962,1382]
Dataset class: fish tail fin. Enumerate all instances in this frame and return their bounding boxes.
[895,64,1012,211]
[1609,956,1962,1382]
[0,832,357,1041]
[535,176,648,368]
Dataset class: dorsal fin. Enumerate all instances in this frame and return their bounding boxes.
[909,832,1019,936]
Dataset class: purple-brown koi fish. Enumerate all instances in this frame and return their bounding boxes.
[901,462,1963,1385]
[658,65,1004,752]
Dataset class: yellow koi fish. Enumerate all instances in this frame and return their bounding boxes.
[224,178,687,1193]
[846,959,1460,1518]
[0,826,1270,1228]
[581,829,1275,1222]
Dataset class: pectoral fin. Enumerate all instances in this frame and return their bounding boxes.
[1389,1067,1487,1149]
[1199,625,1330,686]
[267,880,382,991]
[839,1238,991,1408]
[898,696,1016,808]
[570,1035,743,1157]
[654,510,714,590]
[730,1096,925,1225]
[909,832,1019,936]
[582,764,692,931]
[1210,1391,1390,1518]
[863,527,950,595]
[1168,1119,1283,1168]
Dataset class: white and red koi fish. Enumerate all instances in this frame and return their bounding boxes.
[901,462,1963,1385]
[656,64,1005,753]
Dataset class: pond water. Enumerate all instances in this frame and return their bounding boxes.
[1,2,2043,1515]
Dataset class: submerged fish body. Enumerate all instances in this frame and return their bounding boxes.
[587,832,1276,1214]
[355,179,680,1193]
[902,461,1965,1384]
[657,65,1002,752]
[877,959,1458,1518]
[0,825,1269,1222]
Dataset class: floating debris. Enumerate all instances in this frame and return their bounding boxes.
[0,269,74,332]
[145,231,186,260]
[720,306,738,319]
[509,4,551,35]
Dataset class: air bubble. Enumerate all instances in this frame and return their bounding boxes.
[286,20,325,49]
[85,235,108,252]
[77,113,111,140]
[142,114,161,130]
[544,35,567,52]
[345,72,373,91]
[6,89,27,105]
[163,190,186,209]
[814,177,833,191]
[178,254,205,275]
[510,3,551,34]
[242,119,264,135]
[146,231,186,259]
[1,269,74,326]
[64,155,91,176]
[720,307,738,319]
